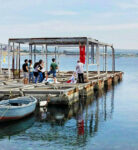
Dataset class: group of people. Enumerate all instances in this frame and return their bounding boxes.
[22,57,84,84]
[22,58,58,84]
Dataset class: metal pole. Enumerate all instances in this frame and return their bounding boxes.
[16,46,18,70]
[57,46,60,72]
[33,45,34,62]
[45,44,48,71]
[17,44,20,70]
[86,39,89,80]
[105,45,107,74]
[29,44,33,60]
[91,43,94,64]
[1,45,2,74]
[96,44,100,77]
[31,44,33,60]
[19,43,21,78]
[0,45,2,74]
[112,46,115,72]
[29,44,31,59]
[12,43,15,78]
[55,46,57,60]
[34,45,36,63]
[103,46,105,71]
[8,41,11,78]
[42,45,44,61]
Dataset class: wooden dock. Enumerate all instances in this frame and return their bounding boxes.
[0,37,122,105]
[0,71,123,105]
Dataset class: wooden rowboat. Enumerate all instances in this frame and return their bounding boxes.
[0,96,37,122]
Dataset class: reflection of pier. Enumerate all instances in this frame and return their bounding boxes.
[36,85,115,143]
[0,115,35,139]
[5,84,116,146]
[0,83,115,142]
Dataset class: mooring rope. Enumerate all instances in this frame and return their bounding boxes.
[0,104,10,119]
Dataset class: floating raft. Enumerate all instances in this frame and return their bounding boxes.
[0,71,123,105]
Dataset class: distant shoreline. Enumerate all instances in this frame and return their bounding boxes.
[7,52,138,57]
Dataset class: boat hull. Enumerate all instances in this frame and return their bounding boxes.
[0,97,37,122]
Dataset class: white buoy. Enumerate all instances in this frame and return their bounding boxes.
[39,101,48,107]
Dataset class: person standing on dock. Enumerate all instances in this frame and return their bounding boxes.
[46,58,58,83]
[41,61,46,80]
[38,59,44,83]
[76,60,84,83]
[28,60,34,83]
[22,59,29,84]
[33,62,39,83]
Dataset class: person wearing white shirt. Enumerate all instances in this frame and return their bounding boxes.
[76,60,84,83]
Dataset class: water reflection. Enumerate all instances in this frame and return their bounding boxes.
[36,85,115,140]
[0,115,35,139]
[0,85,116,148]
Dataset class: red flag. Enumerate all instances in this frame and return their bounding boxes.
[79,45,85,64]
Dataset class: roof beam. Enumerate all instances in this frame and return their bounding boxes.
[9,37,112,47]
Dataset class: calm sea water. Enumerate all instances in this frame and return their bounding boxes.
[0,55,138,150]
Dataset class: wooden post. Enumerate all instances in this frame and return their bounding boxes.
[86,39,89,80]
[112,46,115,73]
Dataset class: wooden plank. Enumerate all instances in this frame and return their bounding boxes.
[23,90,65,94]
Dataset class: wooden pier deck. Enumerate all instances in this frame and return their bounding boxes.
[0,71,123,105]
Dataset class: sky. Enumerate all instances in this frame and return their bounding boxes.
[0,0,138,49]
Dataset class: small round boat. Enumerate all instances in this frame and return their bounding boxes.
[0,96,37,122]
